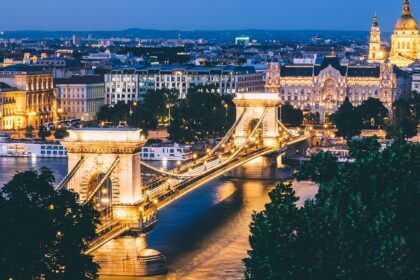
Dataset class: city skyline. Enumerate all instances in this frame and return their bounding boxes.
[0,0,416,32]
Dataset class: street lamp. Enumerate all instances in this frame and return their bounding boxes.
[166,104,172,126]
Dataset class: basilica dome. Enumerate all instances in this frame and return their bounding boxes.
[395,0,419,31]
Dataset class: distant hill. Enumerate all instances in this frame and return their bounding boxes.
[0,29,382,42]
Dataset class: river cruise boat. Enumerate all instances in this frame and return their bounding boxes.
[141,143,192,161]
[0,132,67,158]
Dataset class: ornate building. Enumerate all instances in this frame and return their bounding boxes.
[266,55,398,122]
[0,65,57,129]
[370,0,420,67]
[368,15,387,63]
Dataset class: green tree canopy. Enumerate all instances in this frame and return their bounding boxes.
[280,103,303,127]
[25,125,34,138]
[168,85,235,143]
[391,92,419,138]
[332,97,362,139]
[356,97,389,128]
[0,168,100,279]
[54,127,69,139]
[245,139,420,280]
[38,125,52,140]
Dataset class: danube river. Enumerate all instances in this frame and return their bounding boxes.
[0,157,318,280]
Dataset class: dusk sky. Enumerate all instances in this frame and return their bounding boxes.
[0,0,416,32]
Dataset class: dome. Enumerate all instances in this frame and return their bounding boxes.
[395,0,419,31]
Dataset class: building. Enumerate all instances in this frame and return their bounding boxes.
[55,76,105,121]
[370,0,420,67]
[266,55,399,122]
[368,15,387,63]
[0,64,56,128]
[411,71,420,92]
[105,65,264,104]
[0,83,27,130]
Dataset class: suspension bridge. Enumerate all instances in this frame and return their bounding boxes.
[59,91,310,276]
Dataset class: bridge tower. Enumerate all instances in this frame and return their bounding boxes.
[61,128,167,277]
[61,128,144,211]
[233,92,281,149]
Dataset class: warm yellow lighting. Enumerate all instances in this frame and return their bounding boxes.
[193,153,198,159]
[206,148,211,153]
[101,188,108,194]
[49,204,54,210]
[153,199,159,204]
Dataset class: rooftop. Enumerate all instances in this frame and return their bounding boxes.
[54,75,104,85]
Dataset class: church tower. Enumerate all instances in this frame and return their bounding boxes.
[390,0,420,67]
[368,14,383,63]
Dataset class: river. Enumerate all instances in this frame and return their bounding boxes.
[0,157,318,280]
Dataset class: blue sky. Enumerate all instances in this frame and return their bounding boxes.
[0,0,415,31]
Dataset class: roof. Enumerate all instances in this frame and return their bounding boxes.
[54,75,104,85]
[280,56,382,78]
[0,64,51,74]
[110,65,257,75]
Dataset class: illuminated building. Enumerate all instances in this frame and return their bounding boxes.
[0,64,56,128]
[55,76,105,121]
[0,83,26,130]
[105,65,264,104]
[368,15,387,63]
[372,0,420,67]
[266,55,400,122]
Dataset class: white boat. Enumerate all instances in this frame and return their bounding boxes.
[141,143,192,161]
[0,133,67,158]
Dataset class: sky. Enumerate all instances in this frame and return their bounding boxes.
[0,0,416,32]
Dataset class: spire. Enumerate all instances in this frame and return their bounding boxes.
[403,0,411,16]
[372,13,379,27]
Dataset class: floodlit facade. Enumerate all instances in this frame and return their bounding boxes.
[0,65,56,129]
[266,55,398,122]
[105,65,264,104]
[55,76,105,121]
[370,0,420,67]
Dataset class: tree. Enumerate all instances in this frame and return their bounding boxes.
[356,97,389,128]
[391,92,419,139]
[0,168,100,279]
[24,125,34,138]
[54,128,69,139]
[333,97,362,139]
[347,136,381,159]
[244,140,420,279]
[168,85,235,143]
[280,103,303,127]
[38,125,51,140]
[244,182,300,280]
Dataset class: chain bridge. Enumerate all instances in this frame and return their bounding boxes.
[59,92,309,276]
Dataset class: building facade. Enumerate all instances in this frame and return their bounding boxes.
[0,83,27,130]
[0,64,56,128]
[105,65,264,104]
[266,56,398,122]
[369,0,420,67]
[55,76,105,121]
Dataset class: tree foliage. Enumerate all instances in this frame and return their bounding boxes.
[281,103,303,127]
[332,97,363,139]
[168,85,235,143]
[0,168,100,279]
[25,125,34,138]
[391,92,419,139]
[54,128,69,139]
[38,125,52,140]
[245,139,420,280]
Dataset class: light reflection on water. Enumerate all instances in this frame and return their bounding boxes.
[0,157,318,280]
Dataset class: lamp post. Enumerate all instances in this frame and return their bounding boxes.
[166,103,172,126]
